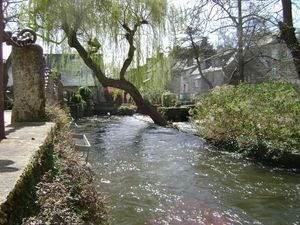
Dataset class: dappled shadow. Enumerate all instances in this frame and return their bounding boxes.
[0,159,19,173]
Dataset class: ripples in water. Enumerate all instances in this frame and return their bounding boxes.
[74,115,300,225]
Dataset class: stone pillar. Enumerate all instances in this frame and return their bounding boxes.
[11,44,46,123]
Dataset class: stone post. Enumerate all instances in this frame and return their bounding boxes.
[11,45,46,123]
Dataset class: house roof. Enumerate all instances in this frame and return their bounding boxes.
[194,67,223,79]
[59,72,97,87]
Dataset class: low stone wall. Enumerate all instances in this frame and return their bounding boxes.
[0,125,56,225]
[158,106,193,122]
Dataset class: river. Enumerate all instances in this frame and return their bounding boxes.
[74,115,300,225]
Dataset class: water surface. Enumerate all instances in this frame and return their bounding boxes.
[75,115,300,225]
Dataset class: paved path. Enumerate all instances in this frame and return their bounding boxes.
[0,111,55,204]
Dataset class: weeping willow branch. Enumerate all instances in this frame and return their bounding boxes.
[120,19,148,81]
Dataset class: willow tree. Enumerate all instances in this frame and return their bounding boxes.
[23,0,171,126]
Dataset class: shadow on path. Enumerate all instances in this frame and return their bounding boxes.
[0,159,19,172]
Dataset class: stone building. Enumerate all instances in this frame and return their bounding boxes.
[45,54,105,104]
[178,34,297,100]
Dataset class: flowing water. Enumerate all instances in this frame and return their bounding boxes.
[74,115,300,225]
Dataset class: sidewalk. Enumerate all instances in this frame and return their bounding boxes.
[0,111,55,204]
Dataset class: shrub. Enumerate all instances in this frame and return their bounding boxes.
[192,81,300,153]
[79,87,91,102]
[161,91,172,107]
[71,93,86,106]
[175,101,181,107]
[117,104,136,115]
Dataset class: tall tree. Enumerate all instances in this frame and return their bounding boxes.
[170,5,215,89]
[279,0,300,78]
[209,0,274,84]
[23,0,171,126]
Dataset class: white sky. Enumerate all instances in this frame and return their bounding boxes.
[1,0,295,59]
[3,44,11,59]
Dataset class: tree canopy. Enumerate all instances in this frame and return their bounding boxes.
[21,0,175,125]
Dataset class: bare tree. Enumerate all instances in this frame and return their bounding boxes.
[170,4,215,89]
[209,0,276,84]
[279,0,300,79]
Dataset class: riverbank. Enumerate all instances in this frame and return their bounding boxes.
[135,112,300,170]
[0,107,109,225]
[191,81,300,170]
[0,111,56,224]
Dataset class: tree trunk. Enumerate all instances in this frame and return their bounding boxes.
[187,28,213,89]
[279,0,300,78]
[195,57,213,89]
[64,24,168,126]
[237,0,244,83]
[97,76,168,126]
[116,80,168,127]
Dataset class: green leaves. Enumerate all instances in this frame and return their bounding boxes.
[192,80,300,152]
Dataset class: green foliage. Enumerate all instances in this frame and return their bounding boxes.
[79,87,91,101]
[126,53,172,97]
[192,81,300,153]
[70,93,87,113]
[117,104,136,115]
[161,91,172,107]
[23,0,170,86]
[71,94,83,104]
[157,107,168,116]
[175,101,181,107]
[45,101,70,131]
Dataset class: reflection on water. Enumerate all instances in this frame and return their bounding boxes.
[74,115,300,225]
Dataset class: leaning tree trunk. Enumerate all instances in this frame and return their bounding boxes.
[64,23,168,126]
[279,0,300,79]
[120,81,168,126]
[104,78,168,126]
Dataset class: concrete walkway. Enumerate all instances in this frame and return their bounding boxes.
[0,111,55,204]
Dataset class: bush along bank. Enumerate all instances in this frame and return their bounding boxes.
[191,80,300,170]
[20,102,109,224]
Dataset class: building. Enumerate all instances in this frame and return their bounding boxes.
[178,34,298,100]
[45,54,105,104]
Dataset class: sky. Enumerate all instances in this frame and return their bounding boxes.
[3,44,11,59]
[1,0,193,60]
[1,0,296,59]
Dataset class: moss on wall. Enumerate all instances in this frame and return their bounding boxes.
[0,125,56,225]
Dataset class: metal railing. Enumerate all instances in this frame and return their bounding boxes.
[72,133,91,163]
